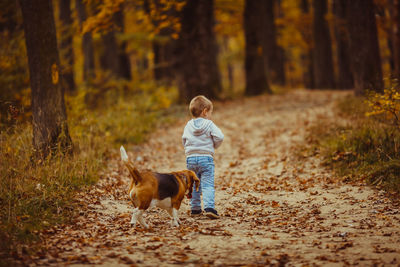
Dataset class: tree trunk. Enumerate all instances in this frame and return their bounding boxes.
[76,0,95,81]
[393,0,400,78]
[59,0,75,92]
[100,30,120,77]
[223,37,234,90]
[312,0,335,89]
[0,1,18,34]
[100,7,131,80]
[148,0,177,83]
[244,0,271,95]
[300,0,315,89]
[176,0,221,102]
[346,0,383,95]
[19,0,72,158]
[114,8,131,80]
[153,39,175,82]
[262,0,285,86]
[333,0,354,89]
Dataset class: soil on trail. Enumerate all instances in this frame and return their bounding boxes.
[36,90,400,266]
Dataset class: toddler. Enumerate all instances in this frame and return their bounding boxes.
[182,95,224,219]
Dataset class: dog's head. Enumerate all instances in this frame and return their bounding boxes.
[174,170,200,199]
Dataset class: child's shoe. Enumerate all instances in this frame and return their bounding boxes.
[204,208,219,219]
[191,209,202,216]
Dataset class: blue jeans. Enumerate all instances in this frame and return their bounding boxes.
[186,156,215,210]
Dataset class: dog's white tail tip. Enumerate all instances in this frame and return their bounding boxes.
[120,146,128,161]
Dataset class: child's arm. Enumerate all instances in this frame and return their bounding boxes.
[182,127,188,147]
[210,122,224,149]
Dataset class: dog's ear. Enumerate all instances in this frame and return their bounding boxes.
[186,170,200,199]
[175,171,192,199]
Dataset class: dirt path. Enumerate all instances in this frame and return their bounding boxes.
[35,90,400,266]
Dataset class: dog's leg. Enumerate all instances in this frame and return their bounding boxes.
[166,208,178,227]
[130,208,139,227]
[137,209,149,229]
[171,208,180,227]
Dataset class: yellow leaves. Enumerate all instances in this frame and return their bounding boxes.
[365,85,400,126]
[257,46,263,56]
[171,33,179,40]
[277,0,313,85]
[82,0,124,34]
[146,0,184,39]
[214,0,244,36]
[365,110,384,117]
[51,63,59,84]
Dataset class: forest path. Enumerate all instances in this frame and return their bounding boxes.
[38,90,400,266]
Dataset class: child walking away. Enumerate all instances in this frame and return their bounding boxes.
[182,96,224,219]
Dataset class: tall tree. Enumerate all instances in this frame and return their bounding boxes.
[176,0,221,102]
[19,0,72,158]
[76,0,95,81]
[346,0,383,95]
[244,0,271,95]
[114,7,131,80]
[145,0,177,83]
[0,1,18,34]
[59,0,75,92]
[223,36,234,90]
[100,4,131,79]
[300,0,315,89]
[393,0,400,78]
[262,0,285,85]
[312,0,335,89]
[333,0,353,89]
[100,29,120,77]
[153,31,175,83]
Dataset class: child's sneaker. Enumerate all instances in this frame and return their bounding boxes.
[204,208,219,219]
[191,209,202,216]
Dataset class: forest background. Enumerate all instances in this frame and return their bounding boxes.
[1,0,400,260]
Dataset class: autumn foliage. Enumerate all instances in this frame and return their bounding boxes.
[1,0,400,265]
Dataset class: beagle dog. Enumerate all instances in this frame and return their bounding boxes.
[120,146,200,228]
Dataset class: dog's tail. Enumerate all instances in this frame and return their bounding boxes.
[120,146,142,184]
[120,146,129,162]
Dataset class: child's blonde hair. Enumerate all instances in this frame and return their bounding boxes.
[189,95,213,117]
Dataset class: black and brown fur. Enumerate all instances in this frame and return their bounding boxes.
[120,146,200,228]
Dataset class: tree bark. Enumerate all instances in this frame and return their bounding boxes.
[393,0,400,78]
[300,0,315,89]
[100,30,120,77]
[0,1,18,34]
[147,0,177,83]
[262,0,285,86]
[176,0,221,102]
[346,0,383,95]
[333,0,354,89]
[99,4,131,80]
[244,0,271,95]
[76,0,95,81]
[59,0,75,92]
[19,0,72,158]
[312,0,335,89]
[223,37,234,90]
[153,39,175,82]
[114,7,131,80]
